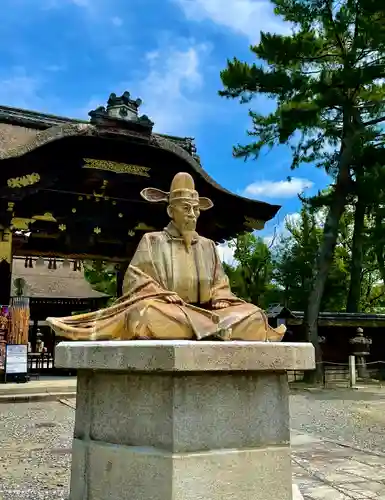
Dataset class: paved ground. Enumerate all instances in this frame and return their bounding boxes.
[292,431,385,499]
[1,386,385,499]
[0,376,76,397]
[291,388,385,499]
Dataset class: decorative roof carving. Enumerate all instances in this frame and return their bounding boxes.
[88,91,154,133]
[107,91,142,116]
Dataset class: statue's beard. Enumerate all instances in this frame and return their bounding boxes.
[180,219,196,250]
[180,230,194,251]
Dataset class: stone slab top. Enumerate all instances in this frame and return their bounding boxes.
[55,341,315,372]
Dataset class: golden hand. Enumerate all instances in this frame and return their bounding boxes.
[165,295,184,305]
[212,300,230,310]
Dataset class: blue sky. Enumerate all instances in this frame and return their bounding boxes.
[0,0,330,257]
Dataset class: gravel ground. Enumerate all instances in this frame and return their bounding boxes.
[290,387,385,453]
[0,400,74,500]
[2,388,385,499]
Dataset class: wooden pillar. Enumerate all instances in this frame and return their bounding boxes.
[116,261,129,298]
[0,226,12,306]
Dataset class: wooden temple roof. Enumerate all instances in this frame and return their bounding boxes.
[0,92,281,262]
[11,258,107,300]
[0,104,199,157]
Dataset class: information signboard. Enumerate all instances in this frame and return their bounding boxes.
[5,344,28,374]
[0,306,10,370]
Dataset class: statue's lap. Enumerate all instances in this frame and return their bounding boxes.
[124,299,272,341]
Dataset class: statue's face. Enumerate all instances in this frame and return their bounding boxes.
[169,201,200,232]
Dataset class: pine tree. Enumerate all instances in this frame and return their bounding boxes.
[219,0,385,381]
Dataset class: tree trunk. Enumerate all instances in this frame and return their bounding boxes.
[304,160,352,383]
[346,196,365,313]
[374,209,385,285]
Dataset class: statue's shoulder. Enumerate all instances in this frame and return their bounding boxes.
[196,234,215,247]
[141,230,168,242]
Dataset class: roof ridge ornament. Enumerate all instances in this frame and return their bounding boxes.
[88,91,154,133]
[107,91,142,116]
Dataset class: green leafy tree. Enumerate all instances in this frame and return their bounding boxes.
[344,157,385,312]
[223,233,280,308]
[84,261,117,303]
[219,0,385,380]
[273,209,320,310]
[274,200,385,312]
[360,163,385,308]
[274,207,350,313]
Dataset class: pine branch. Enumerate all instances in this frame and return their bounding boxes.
[363,115,385,127]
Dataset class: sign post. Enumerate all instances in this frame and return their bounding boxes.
[5,344,28,383]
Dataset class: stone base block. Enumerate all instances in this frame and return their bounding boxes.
[70,439,292,500]
[56,341,315,500]
[73,371,290,453]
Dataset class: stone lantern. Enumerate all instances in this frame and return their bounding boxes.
[349,327,372,379]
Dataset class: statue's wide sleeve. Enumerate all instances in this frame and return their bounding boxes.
[122,233,169,298]
[210,241,244,305]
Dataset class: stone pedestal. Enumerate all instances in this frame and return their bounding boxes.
[55,341,314,500]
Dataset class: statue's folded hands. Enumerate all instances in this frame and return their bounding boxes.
[212,300,231,310]
[165,294,184,305]
[47,172,285,342]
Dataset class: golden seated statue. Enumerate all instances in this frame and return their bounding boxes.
[47,173,285,342]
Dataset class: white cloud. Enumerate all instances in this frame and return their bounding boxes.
[123,41,210,135]
[284,211,302,227]
[263,209,328,248]
[218,211,306,262]
[244,178,314,199]
[217,241,236,265]
[73,40,210,134]
[263,234,276,247]
[262,211,301,248]
[282,210,325,231]
[173,0,288,42]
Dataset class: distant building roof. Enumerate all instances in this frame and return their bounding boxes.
[11,258,108,300]
[291,311,385,321]
[287,310,385,327]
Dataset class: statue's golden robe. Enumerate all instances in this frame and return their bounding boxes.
[47,223,283,341]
